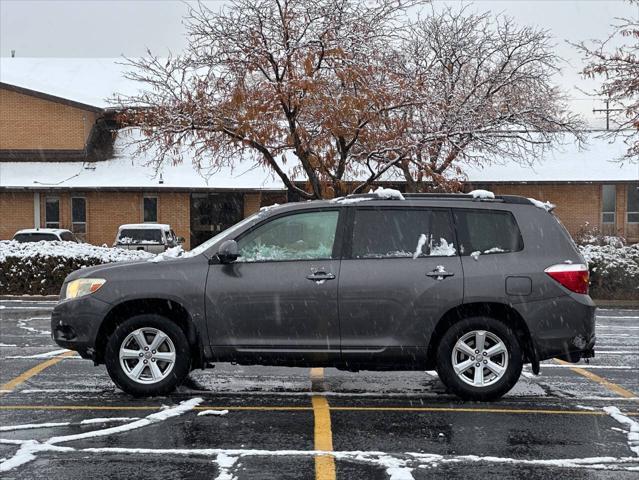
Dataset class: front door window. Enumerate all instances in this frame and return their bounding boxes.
[237,211,339,262]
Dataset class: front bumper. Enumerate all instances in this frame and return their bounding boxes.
[51,295,111,360]
[516,293,597,362]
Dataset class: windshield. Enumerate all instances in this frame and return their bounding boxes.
[185,212,261,257]
[117,229,163,244]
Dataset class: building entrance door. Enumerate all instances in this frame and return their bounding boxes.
[190,193,244,248]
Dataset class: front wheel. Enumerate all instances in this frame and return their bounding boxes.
[105,314,191,396]
[436,316,523,401]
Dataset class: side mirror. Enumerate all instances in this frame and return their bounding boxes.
[217,239,239,264]
[177,236,185,244]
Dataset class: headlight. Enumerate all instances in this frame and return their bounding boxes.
[65,278,106,300]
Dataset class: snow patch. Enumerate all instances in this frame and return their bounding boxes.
[198,409,229,417]
[148,245,184,263]
[469,189,495,199]
[527,197,556,211]
[413,234,427,259]
[371,187,405,200]
[603,406,639,456]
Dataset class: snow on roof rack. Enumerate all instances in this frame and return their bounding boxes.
[340,192,532,205]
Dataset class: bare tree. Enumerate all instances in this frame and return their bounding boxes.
[395,9,583,192]
[115,0,422,199]
[574,0,638,162]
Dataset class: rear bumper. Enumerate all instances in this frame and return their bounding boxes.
[516,293,597,362]
[51,295,111,360]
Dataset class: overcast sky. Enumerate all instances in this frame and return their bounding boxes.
[1,0,637,119]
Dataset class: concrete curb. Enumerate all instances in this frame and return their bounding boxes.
[0,295,59,301]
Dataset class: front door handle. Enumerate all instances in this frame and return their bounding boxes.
[306,272,336,282]
[426,269,455,280]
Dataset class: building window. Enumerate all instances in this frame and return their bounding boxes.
[143,196,158,223]
[628,183,639,224]
[45,197,60,228]
[602,184,616,224]
[71,197,87,239]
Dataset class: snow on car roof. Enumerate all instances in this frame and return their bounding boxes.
[14,228,70,235]
[118,223,171,230]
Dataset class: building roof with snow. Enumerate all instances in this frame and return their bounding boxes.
[0,57,636,190]
[0,130,636,190]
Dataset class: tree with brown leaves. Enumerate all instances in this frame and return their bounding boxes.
[116,0,422,199]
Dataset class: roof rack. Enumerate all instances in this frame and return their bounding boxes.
[340,192,532,205]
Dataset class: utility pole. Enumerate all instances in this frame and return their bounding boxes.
[592,98,623,130]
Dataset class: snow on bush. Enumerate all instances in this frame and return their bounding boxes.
[579,243,639,299]
[0,241,153,296]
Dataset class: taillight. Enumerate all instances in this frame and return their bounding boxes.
[544,264,589,294]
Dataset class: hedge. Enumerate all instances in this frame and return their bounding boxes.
[1,240,637,299]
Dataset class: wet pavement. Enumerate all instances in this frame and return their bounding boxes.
[1,299,638,479]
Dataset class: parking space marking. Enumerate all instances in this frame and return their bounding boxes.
[0,404,637,415]
[0,351,75,395]
[310,368,336,480]
[555,359,637,399]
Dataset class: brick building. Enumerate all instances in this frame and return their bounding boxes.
[1,58,638,247]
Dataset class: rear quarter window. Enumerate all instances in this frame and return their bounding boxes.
[453,209,523,256]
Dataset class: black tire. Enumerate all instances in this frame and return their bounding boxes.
[436,316,523,401]
[104,314,191,396]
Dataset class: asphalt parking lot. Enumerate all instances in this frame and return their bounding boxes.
[1,300,638,479]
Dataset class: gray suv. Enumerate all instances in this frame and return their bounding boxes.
[51,193,595,401]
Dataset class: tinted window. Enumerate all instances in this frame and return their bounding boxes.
[237,211,339,262]
[454,209,523,255]
[628,183,639,223]
[14,233,57,242]
[45,197,60,228]
[601,185,616,224]
[351,209,456,259]
[118,229,162,244]
[144,197,158,223]
[60,231,77,242]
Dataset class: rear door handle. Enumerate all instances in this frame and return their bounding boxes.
[306,272,336,281]
[426,269,455,280]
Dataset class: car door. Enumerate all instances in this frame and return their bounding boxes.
[205,208,344,363]
[338,207,463,362]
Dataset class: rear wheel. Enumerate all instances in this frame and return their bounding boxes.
[436,316,522,401]
[105,315,191,396]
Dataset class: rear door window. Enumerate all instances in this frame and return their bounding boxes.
[453,209,523,255]
[351,208,456,258]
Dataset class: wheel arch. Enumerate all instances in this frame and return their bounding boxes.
[95,298,204,368]
[426,302,538,372]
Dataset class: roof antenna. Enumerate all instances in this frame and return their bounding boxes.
[11,50,15,58]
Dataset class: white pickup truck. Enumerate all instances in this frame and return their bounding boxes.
[113,223,184,254]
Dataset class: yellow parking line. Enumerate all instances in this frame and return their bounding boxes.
[0,351,76,395]
[554,359,638,399]
[0,404,636,415]
[310,368,336,480]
